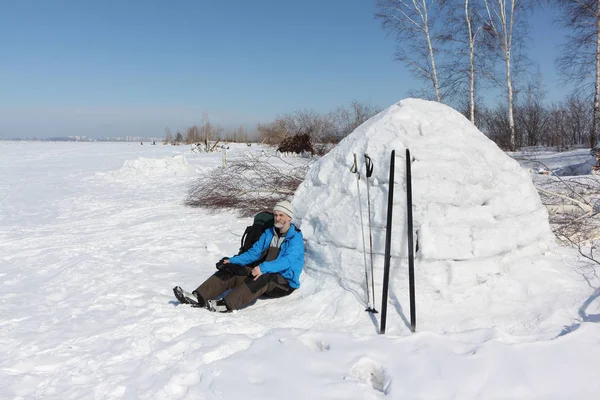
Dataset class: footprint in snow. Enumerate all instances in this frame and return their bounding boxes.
[205,242,220,253]
[298,335,331,352]
[346,357,391,395]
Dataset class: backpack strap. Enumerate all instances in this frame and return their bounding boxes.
[239,226,252,254]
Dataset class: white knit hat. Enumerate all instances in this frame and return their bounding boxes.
[273,200,294,218]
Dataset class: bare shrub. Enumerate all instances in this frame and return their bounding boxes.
[257,109,336,154]
[185,155,312,217]
[536,175,599,244]
[520,158,600,264]
[277,133,315,155]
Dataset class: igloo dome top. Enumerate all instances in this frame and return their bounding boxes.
[295,98,553,261]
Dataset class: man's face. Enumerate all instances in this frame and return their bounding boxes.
[273,211,292,229]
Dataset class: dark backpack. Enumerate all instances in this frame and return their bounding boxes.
[238,211,274,255]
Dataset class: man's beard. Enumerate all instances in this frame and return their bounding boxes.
[274,221,284,229]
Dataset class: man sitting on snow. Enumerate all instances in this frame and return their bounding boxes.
[173,201,304,312]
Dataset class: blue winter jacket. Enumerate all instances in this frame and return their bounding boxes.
[228,224,304,288]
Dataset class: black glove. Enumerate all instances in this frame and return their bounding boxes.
[215,260,248,276]
[215,257,229,270]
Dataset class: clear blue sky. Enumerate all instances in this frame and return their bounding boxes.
[0,0,568,139]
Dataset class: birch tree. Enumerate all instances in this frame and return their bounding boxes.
[481,0,529,150]
[463,0,501,124]
[376,0,446,102]
[441,0,495,124]
[554,0,600,148]
[465,0,480,123]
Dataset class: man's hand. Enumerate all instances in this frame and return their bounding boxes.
[215,257,230,269]
[251,266,262,280]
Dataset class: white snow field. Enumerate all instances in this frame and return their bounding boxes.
[1,100,600,399]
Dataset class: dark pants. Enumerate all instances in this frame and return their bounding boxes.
[193,264,294,310]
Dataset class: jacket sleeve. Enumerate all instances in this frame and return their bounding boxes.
[228,230,270,266]
[259,231,304,274]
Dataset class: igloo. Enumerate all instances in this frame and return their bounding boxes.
[293,99,587,334]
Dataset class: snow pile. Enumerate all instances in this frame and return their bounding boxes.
[555,156,595,176]
[101,155,197,180]
[294,98,586,333]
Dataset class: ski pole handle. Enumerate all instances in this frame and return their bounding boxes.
[350,153,359,174]
[364,154,374,178]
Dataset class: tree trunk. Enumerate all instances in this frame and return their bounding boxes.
[593,2,600,148]
[423,1,441,102]
[506,46,516,150]
[466,0,476,124]
[505,1,517,150]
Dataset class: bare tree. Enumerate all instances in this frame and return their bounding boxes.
[544,95,594,148]
[565,94,594,145]
[478,103,514,147]
[481,0,531,150]
[286,109,337,141]
[174,131,184,143]
[185,125,199,144]
[438,0,496,124]
[200,121,212,146]
[554,0,600,148]
[332,100,381,139]
[458,0,500,123]
[163,127,173,144]
[515,69,548,146]
[482,93,593,149]
[544,103,570,149]
[236,126,249,143]
[376,0,447,102]
[464,0,480,123]
[186,117,223,152]
[258,119,288,146]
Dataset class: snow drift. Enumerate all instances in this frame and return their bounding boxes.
[294,99,587,334]
[100,155,196,180]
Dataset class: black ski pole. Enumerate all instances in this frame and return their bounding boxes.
[380,150,395,334]
[364,154,377,313]
[406,148,416,333]
[351,153,375,312]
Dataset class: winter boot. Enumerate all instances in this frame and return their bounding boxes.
[173,286,204,307]
[206,299,231,313]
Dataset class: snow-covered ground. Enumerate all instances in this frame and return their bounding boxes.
[1,103,600,399]
[511,146,595,176]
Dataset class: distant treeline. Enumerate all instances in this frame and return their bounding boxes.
[165,94,594,153]
[477,93,593,151]
[164,101,381,155]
